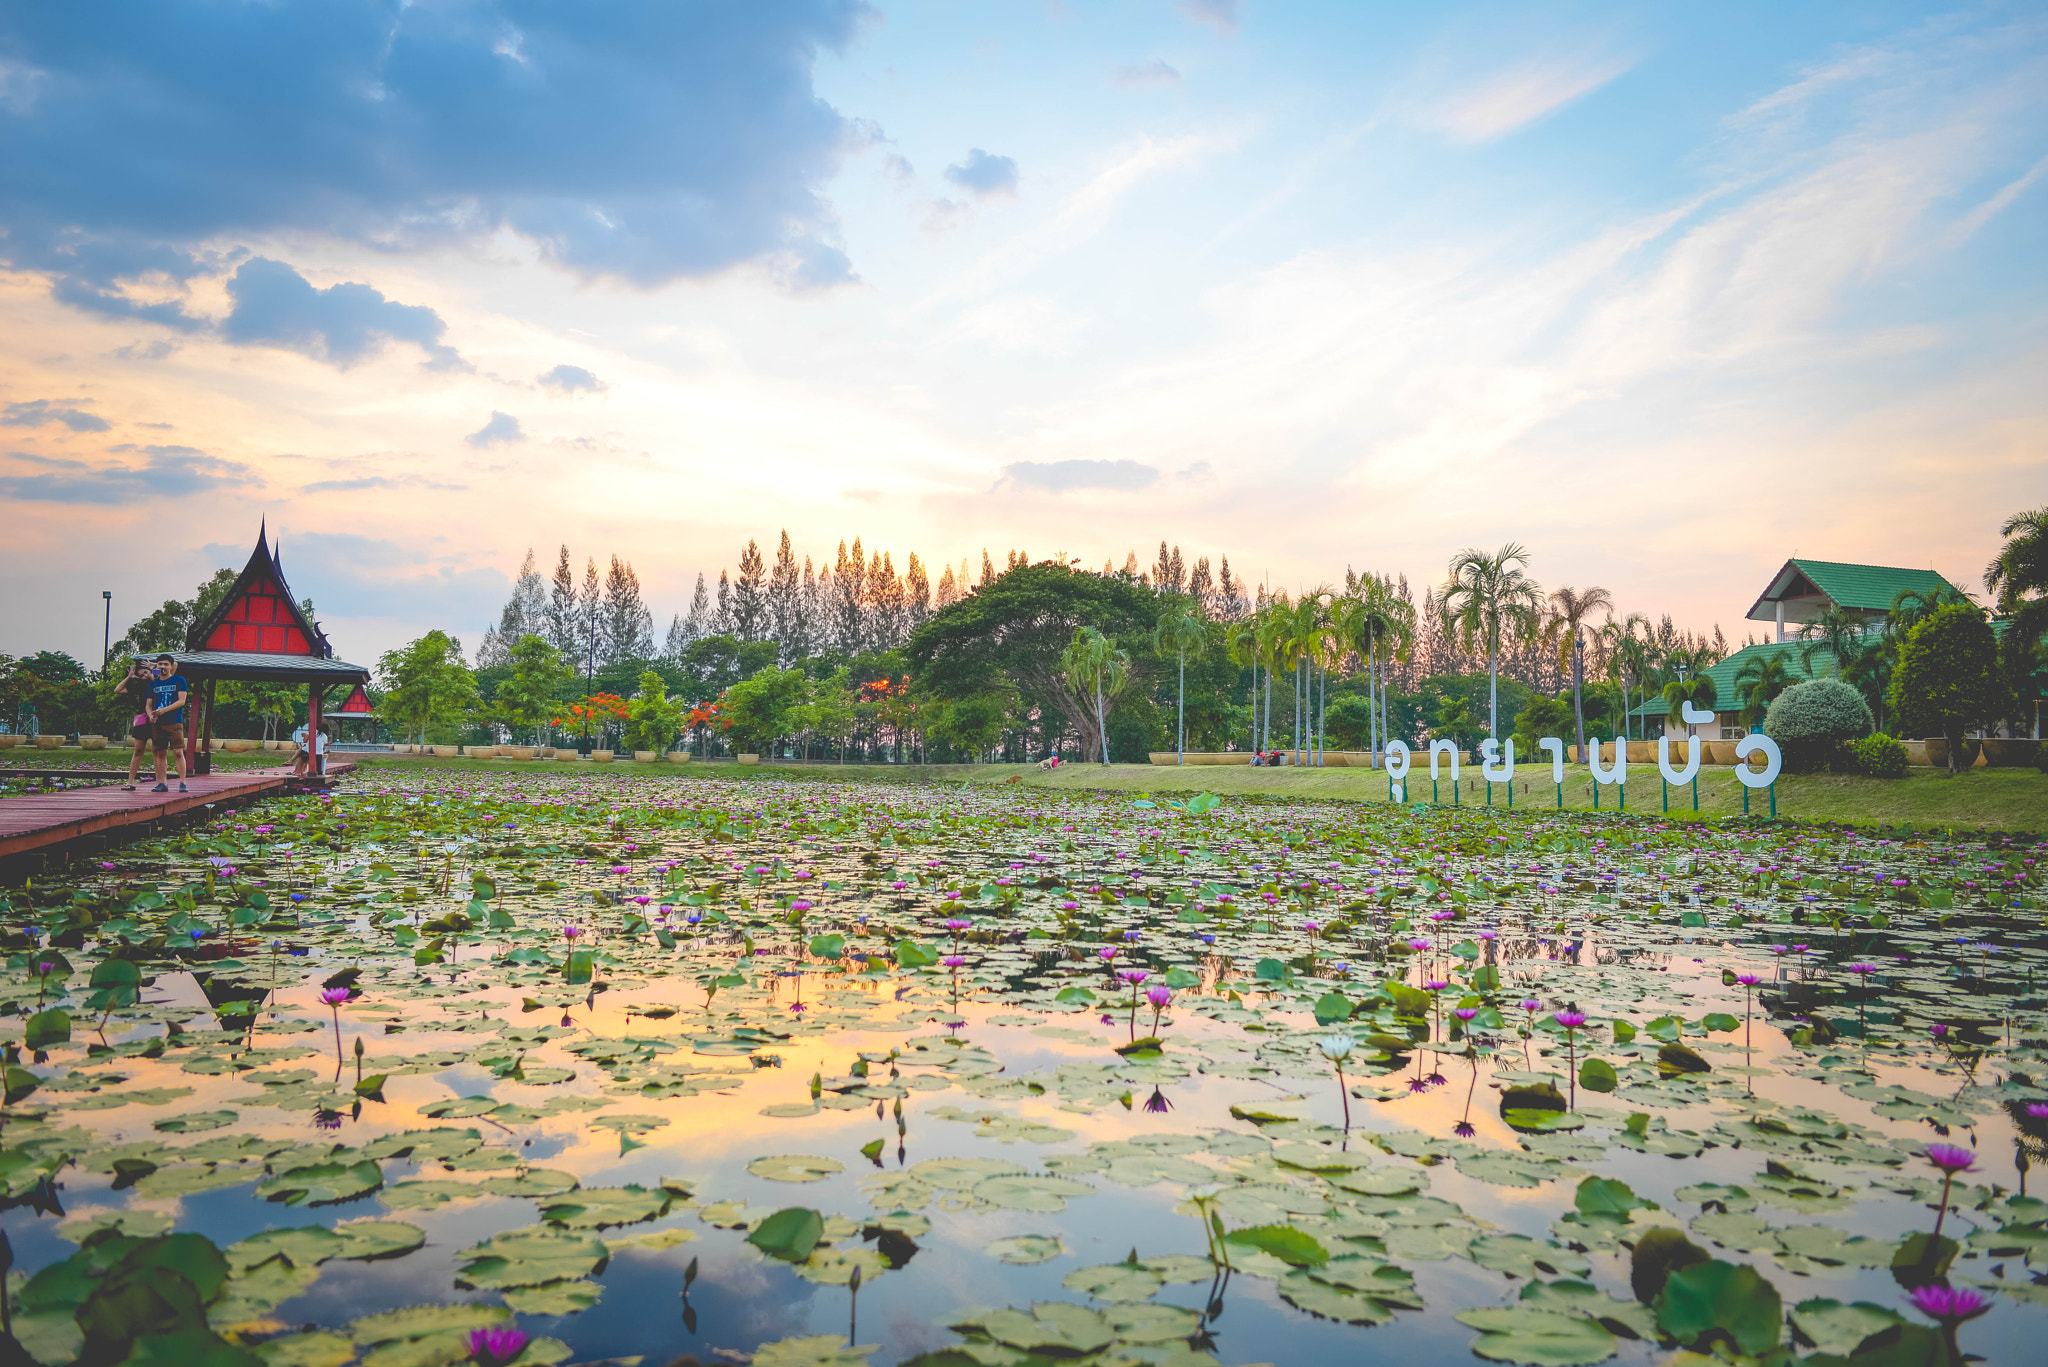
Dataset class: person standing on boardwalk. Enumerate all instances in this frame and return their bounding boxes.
[117,659,155,791]
[145,654,189,793]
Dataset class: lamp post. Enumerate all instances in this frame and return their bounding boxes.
[101,590,112,671]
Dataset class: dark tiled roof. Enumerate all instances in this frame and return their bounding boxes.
[169,652,370,683]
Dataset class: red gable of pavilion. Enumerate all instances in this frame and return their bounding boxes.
[185,525,331,658]
[335,684,375,714]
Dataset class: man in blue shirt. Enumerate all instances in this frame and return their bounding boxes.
[146,654,189,793]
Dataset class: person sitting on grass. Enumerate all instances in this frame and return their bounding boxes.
[144,654,189,793]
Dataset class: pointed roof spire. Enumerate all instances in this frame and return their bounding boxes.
[185,525,329,657]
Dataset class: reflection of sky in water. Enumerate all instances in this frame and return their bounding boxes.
[5,775,2045,1364]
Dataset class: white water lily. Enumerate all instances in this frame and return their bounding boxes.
[1318,1033,1356,1062]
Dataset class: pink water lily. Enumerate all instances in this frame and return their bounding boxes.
[467,1325,530,1365]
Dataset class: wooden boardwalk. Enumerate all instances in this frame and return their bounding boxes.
[0,759,354,860]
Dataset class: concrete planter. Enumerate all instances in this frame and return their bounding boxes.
[1923,738,1984,770]
[1982,738,2040,768]
[462,745,495,758]
[432,745,458,758]
[79,735,108,750]
[666,751,690,763]
[0,735,19,748]
[35,734,64,749]
[1902,740,1930,767]
[591,750,615,762]
[633,750,658,762]
[556,749,580,761]
[737,754,760,765]
[1705,741,1739,766]
[508,746,537,760]
[223,739,256,753]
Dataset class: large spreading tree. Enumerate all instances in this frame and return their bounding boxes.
[908,562,1161,762]
[1891,603,1999,773]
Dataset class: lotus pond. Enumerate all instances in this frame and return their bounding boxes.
[2,773,2046,1367]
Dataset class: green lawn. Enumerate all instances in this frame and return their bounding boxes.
[324,751,2048,835]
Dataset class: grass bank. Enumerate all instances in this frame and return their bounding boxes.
[330,752,2048,835]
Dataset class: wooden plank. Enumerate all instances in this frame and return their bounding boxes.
[0,760,354,859]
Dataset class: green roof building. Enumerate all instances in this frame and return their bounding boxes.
[1745,558,1954,642]
[1632,558,1965,740]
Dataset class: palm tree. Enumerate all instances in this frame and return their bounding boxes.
[1732,650,1795,727]
[1442,544,1544,741]
[1061,627,1130,765]
[1796,604,1874,679]
[1546,585,1614,762]
[1890,584,1973,634]
[1661,674,1719,741]
[1152,607,1208,764]
[1225,618,1263,754]
[1602,614,1654,741]
[1253,600,1293,754]
[1986,505,2048,648]
[1340,576,1415,770]
[1283,589,1341,764]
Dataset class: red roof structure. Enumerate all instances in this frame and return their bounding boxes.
[187,523,330,657]
[167,525,370,778]
[335,684,376,715]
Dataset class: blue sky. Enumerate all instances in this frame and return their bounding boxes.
[1,1,2042,664]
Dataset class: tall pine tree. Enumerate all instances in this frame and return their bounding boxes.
[547,546,579,655]
[767,531,801,656]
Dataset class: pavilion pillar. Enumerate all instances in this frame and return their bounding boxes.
[184,682,203,779]
[307,683,324,776]
[197,679,216,775]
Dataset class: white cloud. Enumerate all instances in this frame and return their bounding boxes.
[1416,49,1637,143]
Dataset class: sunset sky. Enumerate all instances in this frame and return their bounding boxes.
[2,1,2043,668]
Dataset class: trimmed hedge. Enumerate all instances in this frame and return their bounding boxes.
[1848,733,1908,779]
[1764,679,1874,773]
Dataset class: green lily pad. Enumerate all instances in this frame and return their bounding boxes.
[748,1154,845,1183]
[502,1278,603,1315]
[1792,1298,1903,1356]
[1455,1305,1619,1366]
[985,1234,1064,1264]
[455,1226,610,1289]
[751,1335,878,1367]
[1468,1234,1592,1280]
[1062,1262,1165,1303]
[748,1207,826,1263]
[257,1160,384,1207]
[540,1184,671,1229]
[973,1173,1095,1212]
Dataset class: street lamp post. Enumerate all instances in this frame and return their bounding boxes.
[101,591,112,671]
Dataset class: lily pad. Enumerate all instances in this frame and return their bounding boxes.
[1458,1303,1618,1367]
[455,1226,610,1289]
[985,1234,1065,1264]
[748,1154,845,1183]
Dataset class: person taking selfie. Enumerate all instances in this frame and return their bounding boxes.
[144,654,189,793]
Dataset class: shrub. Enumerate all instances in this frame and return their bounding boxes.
[1511,695,1571,756]
[1848,733,1908,779]
[1890,603,1999,773]
[1764,678,1873,773]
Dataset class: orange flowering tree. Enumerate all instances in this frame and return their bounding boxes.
[555,693,629,748]
[683,699,721,758]
[860,672,923,762]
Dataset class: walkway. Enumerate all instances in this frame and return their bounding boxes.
[0,760,354,860]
